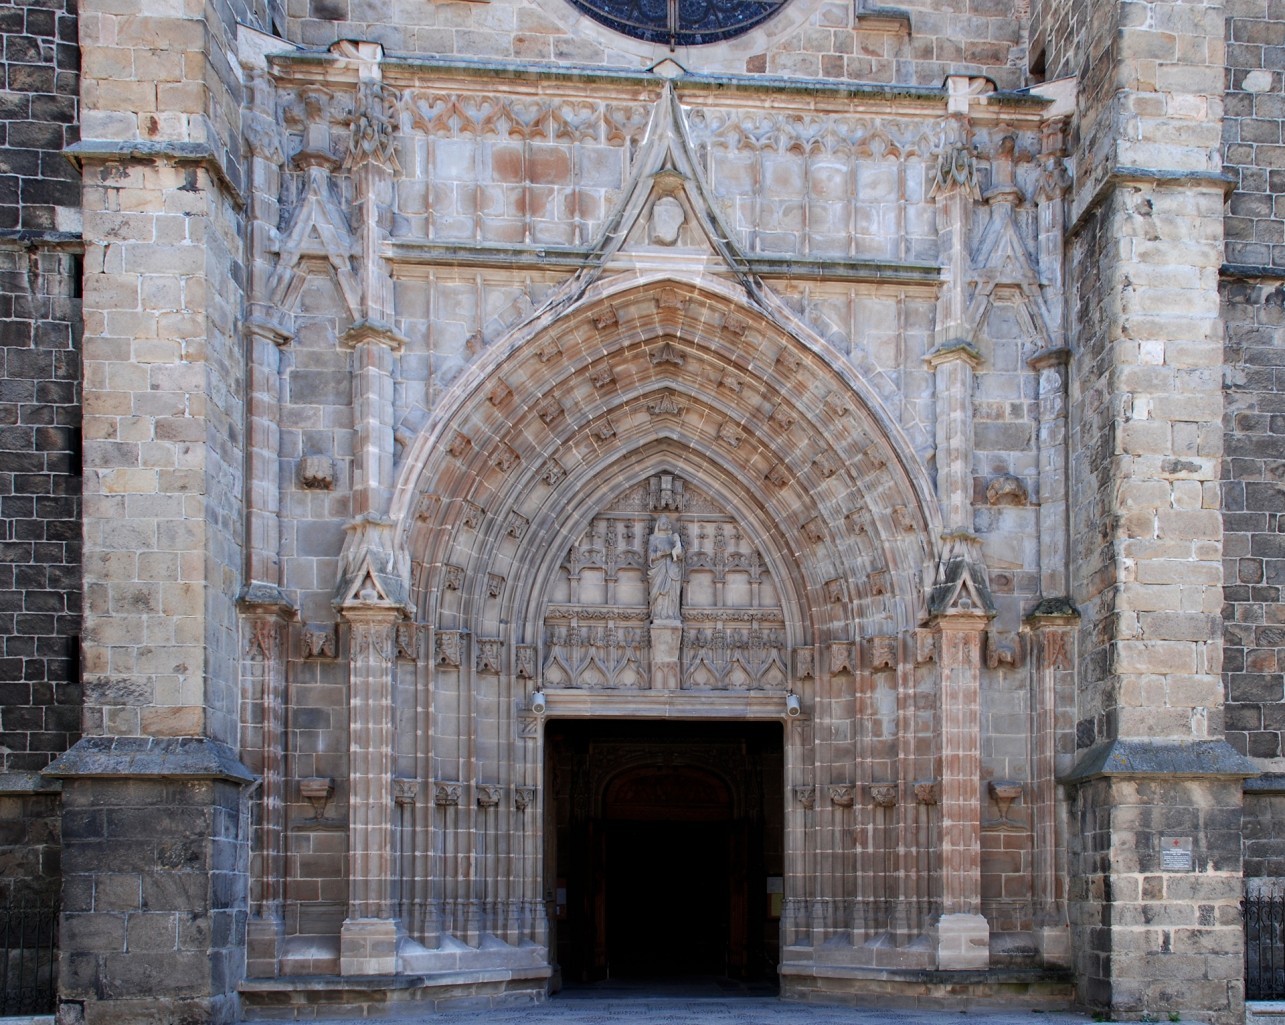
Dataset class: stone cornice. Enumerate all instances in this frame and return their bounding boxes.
[65,139,245,210]
[1068,165,1237,239]
[44,737,257,784]
[1061,739,1259,785]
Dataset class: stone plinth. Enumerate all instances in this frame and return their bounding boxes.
[650,621,681,690]
[933,912,990,971]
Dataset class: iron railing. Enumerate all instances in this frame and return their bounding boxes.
[0,895,58,1015]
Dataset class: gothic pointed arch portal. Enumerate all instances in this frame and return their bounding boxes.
[389,277,958,983]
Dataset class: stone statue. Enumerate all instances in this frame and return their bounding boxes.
[647,515,684,621]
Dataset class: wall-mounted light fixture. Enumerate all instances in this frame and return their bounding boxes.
[786,691,801,717]
[531,689,547,714]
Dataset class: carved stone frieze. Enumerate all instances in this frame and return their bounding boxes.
[868,634,897,671]
[487,380,512,407]
[491,444,520,472]
[435,630,464,668]
[448,432,472,459]
[461,501,484,529]
[795,646,815,679]
[395,622,417,660]
[477,638,502,674]
[540,459,567,487]
[649,341,685,367]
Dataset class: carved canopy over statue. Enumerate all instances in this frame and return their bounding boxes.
[647,515,684,622]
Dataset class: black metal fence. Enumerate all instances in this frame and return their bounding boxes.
[0,896,58,1015]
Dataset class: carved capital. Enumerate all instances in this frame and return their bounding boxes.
[793,785,817,810]
[829,784,855,808]
[433,782,462,807]
[870,783,898,808]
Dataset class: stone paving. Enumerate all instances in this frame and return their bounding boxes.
[295,982,1095,1025]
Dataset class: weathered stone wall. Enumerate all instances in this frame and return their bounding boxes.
[285,0,1028,88]
[0,0,80,234]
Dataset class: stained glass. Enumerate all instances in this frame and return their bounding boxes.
[567,0,789,45]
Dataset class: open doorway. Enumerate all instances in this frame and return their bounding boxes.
[545,720,783,989]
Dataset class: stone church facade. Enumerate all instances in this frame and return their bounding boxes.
[1,0,1284,1022]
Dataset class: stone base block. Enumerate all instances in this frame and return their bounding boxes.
[247,915,285,978]
[340,918,399,976]
[933,913,990,970]
[1035,923,1071,967]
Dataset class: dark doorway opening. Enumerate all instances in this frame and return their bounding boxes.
[545,720,783,989]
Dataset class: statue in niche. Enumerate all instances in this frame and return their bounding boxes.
[647,515,684,622]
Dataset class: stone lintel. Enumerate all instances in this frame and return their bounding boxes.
[44,736,257,784]
[1061,739,1258,785]
[855,5,912,33]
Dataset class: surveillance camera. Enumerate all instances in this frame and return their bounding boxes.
[531,690,547,715]
[786,692,801,717]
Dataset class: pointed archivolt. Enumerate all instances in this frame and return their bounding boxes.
[393,277,941,650]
